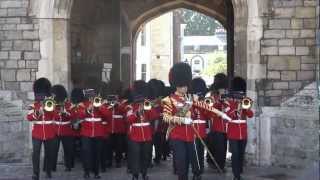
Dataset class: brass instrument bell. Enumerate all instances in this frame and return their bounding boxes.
[93,96,103,108]
[43,97,56,112]
[143,100,152,111]
[204,97,214,107]
[241,97,252,109]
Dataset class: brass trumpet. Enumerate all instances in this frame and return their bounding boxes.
[43,97,56,112]
[92,96,103,108]
[241,97,252,109]
[204,97,214,107]
[143,100,152,111]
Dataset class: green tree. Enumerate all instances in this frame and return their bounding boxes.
[180,9,223,36]
[202,52,227,77]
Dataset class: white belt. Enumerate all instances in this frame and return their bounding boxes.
[230,120,246,124]
[132,122,150,127]
[102,122,108,125]
[55,121,70,125]
[113,115,123,119]
[193,120,206,124]
[33,121,53,125]
[85,118,102,122]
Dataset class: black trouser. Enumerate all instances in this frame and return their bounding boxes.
[52,136,75,170]
[153,132,167,163]
[81,137,103,175]
[101,137,111,170]
[107,133,126,166]
[207,132,227,170]
[170,140,201,179]
[194,138,204,174]
[32,138,54,177]
[229,140,247,179]
[128,140,152,176]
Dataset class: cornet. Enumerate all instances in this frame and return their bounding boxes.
[43,97,56,112]
[241,97,252,110]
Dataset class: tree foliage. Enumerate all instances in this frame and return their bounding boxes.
[180,9,223,36]
[202,51,227,77]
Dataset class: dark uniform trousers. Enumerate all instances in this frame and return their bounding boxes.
[128,140,152,176]
[229,140,247,179]
[207,132,228,170]
[100,137,111,170]
[32,138,54,176]
[170,140,201,180]
[153,132,167,163]
[106,133,126,166]
[194,138,204,174]
[81,137,103,175]
[52,136,75,170]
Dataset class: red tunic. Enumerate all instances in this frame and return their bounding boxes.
[126,103,159,142]
[108,100,128,134]
[54,101,77,137]
[225,100,254,140]
[191,107,208,138]
[76,100,112,138]
[27,102,59,140]
[209,95,228,133]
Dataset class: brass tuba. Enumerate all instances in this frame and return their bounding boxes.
[241,97,252,109]
[43,97,56,112]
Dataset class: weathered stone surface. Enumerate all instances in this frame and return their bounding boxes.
[17,24,34,30]
[4,31,22,40]
[301,64,315,70]
[273,82,289,89]
[278,39,293,46]
[268,56,300,70]
[13,40,32,50]
[297,71,315,80]
[291,19,303,29]
[261,39,277,46]
[289,81,302,89]
[24,52,40,60]
[303,19,316,28]
[1,41,12,50]
[305,39,316,45]
[269,19,291,29]
[279,47,295,55]
[262,47,278,55]
[16,69,30,81]
[22,31,39,39]
[301,56,315,63]
[286,30,300,38]
[26,60,38,69]
[300,29,315,38]
[294,39,305,46]
[295,7,316,18]
[0,51,9,59]
[296,47,310,55]
[266,90,282,96]
[5,60,18,68]
[20,82,33,91]
[7,8,27,17]
[0,1,23,8]
[281,71,297,80]
[1,69,16,81]
[17,60,25,68]
[274,8,295,18]
[273,0,303,7]
[267,71,280,79]
[264,30,285,38]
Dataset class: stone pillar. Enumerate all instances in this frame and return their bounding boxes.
[111,0,121,81]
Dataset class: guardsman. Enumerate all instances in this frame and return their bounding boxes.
[126,80,160,180]
[207,73,229,171]
[27,78,59,180]
[51,85,76,172]
[189,77,208,178]
[225,77,254,180]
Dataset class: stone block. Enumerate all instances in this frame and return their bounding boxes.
[0,1,22,8]
[1,41,12,51]
[305,39,316,45]
[273,82,289,90]
[8,8,27,17]
[304,0,317,6]
[268,56,300,70]
[13,40,32,51]
[266,90,282,96]
[20,82,33,91]
[4,82,20,90]
[303,19,316,28]
[17,24,33,30]
[5,60,18,68]
[301,56,315,63]
[0,9,7,17]
[268,71,281,79]
[262,47,278,55]
[274,8,295,18]
[281,71,297,80]
[1,24,16,30]
[264,30,285,39]
[289,81,302,89]
[9,51,21,60]
[297,71,315,80]
[296,47,310,55]
[286,30,300,38]
[16,69,30,81]
[293,39,305,46]
[273,0,303,7]
[279,47,295,55]
[0,51,8,59]
[301,64,316,70]
[261,39,277,46]
[26,61,38,69]
[1,69,16,81]
[4,31,22,40]
[291,19,303,29]
[6,18,20,24]
[269,19,291,29]
[24,52,40,60]
[278,39,293,46]
[22,31,38,40]
[295,7,316,18]
[300,30,315,38]
[18,60,25,68]
[32,41,40,51]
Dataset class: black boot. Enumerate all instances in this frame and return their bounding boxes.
[45,171,52,178]
[132,174,139,180]
[192,174,201,180]
[83,172,90,179]
[32,174,39,180]
[142,173,149,180]
[94,174,101,179]
[178,175,188,180]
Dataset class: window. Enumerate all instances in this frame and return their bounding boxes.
[141,26,146,46]
[141,64,147,81]
[194,60,200,64]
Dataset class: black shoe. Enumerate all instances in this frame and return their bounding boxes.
[233,177,240,180]
[84,172,90,179]
[142,175,149,180]
[32,174,39,180]
[65,167,71,172]
[132,174,139,180]
[45,172,52,178]
[94,174,101,179]
[192,175,201,180]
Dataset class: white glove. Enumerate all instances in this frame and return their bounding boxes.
[182,117,193,125]
[221,113,232,122]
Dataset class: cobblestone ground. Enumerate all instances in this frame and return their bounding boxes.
[0,160,318,180]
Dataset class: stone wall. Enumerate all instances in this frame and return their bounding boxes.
[261,0,318,106]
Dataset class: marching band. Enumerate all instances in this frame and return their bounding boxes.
[26,62,254,180]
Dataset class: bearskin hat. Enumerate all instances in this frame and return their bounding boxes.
[51,84,68,103]
[213,73,227,90]
[70,88,85,104]
[189,77,207,97]
[231,77,246,92]
[170,62,192,88]
[147,79,165,99]
[108,80,123,95]
[33,77,52,101]
[131,80,147,102]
